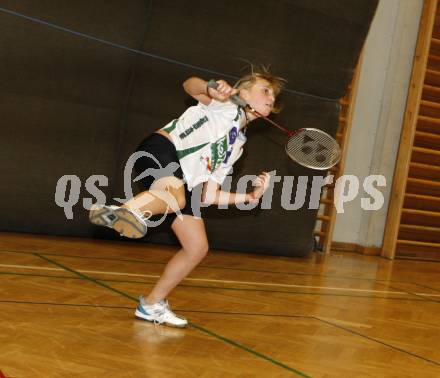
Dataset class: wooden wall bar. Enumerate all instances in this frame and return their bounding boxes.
[314,56,363,254]
[382,0,439,260]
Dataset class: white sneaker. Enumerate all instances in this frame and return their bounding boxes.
[89,205,150,239]
[134,296,188,328]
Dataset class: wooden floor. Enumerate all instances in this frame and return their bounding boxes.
[1,232,440,377]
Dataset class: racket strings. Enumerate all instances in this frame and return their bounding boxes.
[286,129,341,170]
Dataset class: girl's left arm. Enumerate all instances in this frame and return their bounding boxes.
[201,173,271,206]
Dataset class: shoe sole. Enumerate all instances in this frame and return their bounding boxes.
[89,205,116,227]
[134,310,188,328]
[89,206,147,239]
[113,208,147,239]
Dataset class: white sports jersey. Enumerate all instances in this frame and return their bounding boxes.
[162,99,247,190]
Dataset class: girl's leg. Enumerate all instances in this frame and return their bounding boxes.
[89,176,187,238]
[122,176,186,216]
[145,215,209,304]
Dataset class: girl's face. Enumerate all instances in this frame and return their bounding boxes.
[240,78,276,118]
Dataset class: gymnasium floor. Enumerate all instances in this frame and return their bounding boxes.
[1,232,439,377]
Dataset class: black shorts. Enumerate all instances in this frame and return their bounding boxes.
[134,133,195,218]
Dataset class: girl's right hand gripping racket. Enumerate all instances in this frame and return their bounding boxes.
[207,80,342,170]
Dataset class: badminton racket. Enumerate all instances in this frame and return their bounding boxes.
[207,80,341,170]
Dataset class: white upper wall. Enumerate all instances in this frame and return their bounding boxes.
[332,0,423,247]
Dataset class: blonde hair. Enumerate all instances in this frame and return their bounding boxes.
[234,64,286,113]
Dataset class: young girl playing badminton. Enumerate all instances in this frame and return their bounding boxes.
[90,67,284,327]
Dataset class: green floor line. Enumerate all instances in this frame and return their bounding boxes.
[0,270,427,302]
[376,282,440,305]
[0,298,310,320]
[33,253,310,377]
[0,247,414,284]
[315,317,440,367]
[411,282,440,294]
[191,323,311,378]
[0,299,133,310]
[4,295,439,369]
[3,298,440,329]
[0,271,81,280]
[0,270,430,301]
[35,253,137,302]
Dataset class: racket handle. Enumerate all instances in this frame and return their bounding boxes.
[207,79,247,108]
